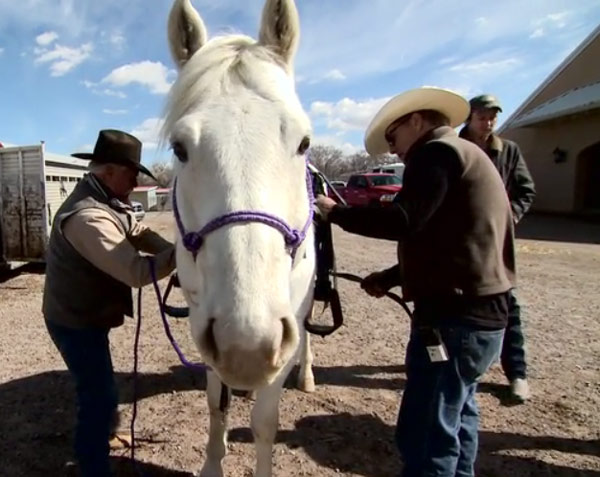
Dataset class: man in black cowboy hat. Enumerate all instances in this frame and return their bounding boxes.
[43,129,176,476]
[460,95,536,403]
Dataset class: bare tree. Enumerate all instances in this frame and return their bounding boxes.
[138,161,174,187]
[309,144,401,180]
[308,145,346,179]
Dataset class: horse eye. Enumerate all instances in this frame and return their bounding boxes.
[171,141,188,163]
[297,136,310,155]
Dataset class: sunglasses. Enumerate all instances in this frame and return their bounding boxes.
[384,115,411,146]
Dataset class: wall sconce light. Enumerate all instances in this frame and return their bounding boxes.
[553,147,567,163]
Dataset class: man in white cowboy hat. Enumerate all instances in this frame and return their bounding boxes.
[43,129,176,476]
[460,94,536,403]
[316,87,516,477]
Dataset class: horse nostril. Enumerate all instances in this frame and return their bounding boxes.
[201,318,219,361]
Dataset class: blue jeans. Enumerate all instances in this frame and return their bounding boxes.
[396,325,504,477]
[45,321,118,477]
[500,290,527,381]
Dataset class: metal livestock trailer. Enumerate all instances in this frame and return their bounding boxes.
[0,142,89,267]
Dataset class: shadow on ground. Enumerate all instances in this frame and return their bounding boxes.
[228,414,600,477]
[516,214,600,244]
[0,367,203,476]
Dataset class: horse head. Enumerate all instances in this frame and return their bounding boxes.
[163,0,314,390]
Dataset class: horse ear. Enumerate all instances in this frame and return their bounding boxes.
[168,0,208,69]
[258,0,300,69]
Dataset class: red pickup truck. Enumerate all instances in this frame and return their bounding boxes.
[339,173,402,206]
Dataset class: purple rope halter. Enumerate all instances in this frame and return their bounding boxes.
[172,162,314,260]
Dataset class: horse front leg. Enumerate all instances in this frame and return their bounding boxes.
[199,370,230,477]
[297,326,315,393]
[251,372,287,477]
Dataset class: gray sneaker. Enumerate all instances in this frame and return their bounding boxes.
[510,378,531,402]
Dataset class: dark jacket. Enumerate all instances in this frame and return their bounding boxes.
[43,175,135,329]
[460,127,536,223]
[329,127,515,327]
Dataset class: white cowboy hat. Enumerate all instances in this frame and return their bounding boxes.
[364,87,470,155]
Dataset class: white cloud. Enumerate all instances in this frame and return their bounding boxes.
[82,81,128,98]
[34,42,93,76]
[530,11,571,37]
[449,58,520,74]
[101,61,175,95]
[313,134,362,156]
[323,69,346,81]
[303,69,347,84]
[102,109,128,115]
[100,89,127,99]
[78,143,94,153]
[109,31,125,49]
[443,85,479,100]
[36,31,58,46]
[530,28,545,39]
[432,51,522,97]
[0,1,149,41]
[99,29,126,49]
[439,56,458,66]
[0,47,4,55]
[545,11,570,28]
[130,118,165,150]
[310,97,391,132]
[294,1,597,82]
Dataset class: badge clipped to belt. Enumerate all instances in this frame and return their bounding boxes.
[420,327,449,363]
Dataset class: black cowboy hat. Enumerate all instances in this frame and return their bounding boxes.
[72,129,157,181]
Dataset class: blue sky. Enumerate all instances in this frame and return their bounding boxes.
[0,0,599,166]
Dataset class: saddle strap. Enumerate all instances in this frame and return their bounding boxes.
[305,215,344,337]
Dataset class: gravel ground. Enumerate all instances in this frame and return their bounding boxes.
[0,212,599,476]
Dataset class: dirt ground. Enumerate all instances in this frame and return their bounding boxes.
[1,212,599,477]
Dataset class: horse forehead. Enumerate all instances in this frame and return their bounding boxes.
[172,91,308,146]
[165,52,310,152]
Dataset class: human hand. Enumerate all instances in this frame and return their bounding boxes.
[315,194,337,219]
[360,271,390,298]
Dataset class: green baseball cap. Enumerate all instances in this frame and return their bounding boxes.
[469,94,503,112]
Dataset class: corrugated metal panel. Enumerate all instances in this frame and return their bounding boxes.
[1,144,88,263]
[0,145,46,261]
[45,165,83,177]
[44,160,85,226]
[45,181,63,227]
[44,179,81,226]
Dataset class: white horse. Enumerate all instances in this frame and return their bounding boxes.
[163,0,315,475]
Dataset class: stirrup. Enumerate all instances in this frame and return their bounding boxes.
[304,287,343,337]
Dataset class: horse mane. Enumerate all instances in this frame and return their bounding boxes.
[161,35,287,142]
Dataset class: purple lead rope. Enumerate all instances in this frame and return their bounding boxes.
[148,257,207,371]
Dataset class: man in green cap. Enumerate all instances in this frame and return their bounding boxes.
[460,95,536,403]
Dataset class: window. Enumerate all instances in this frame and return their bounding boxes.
[369,175,402,186]
[348,176,368,188]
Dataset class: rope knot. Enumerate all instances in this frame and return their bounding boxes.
[183,232,203,254]
[285,229,302,248]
